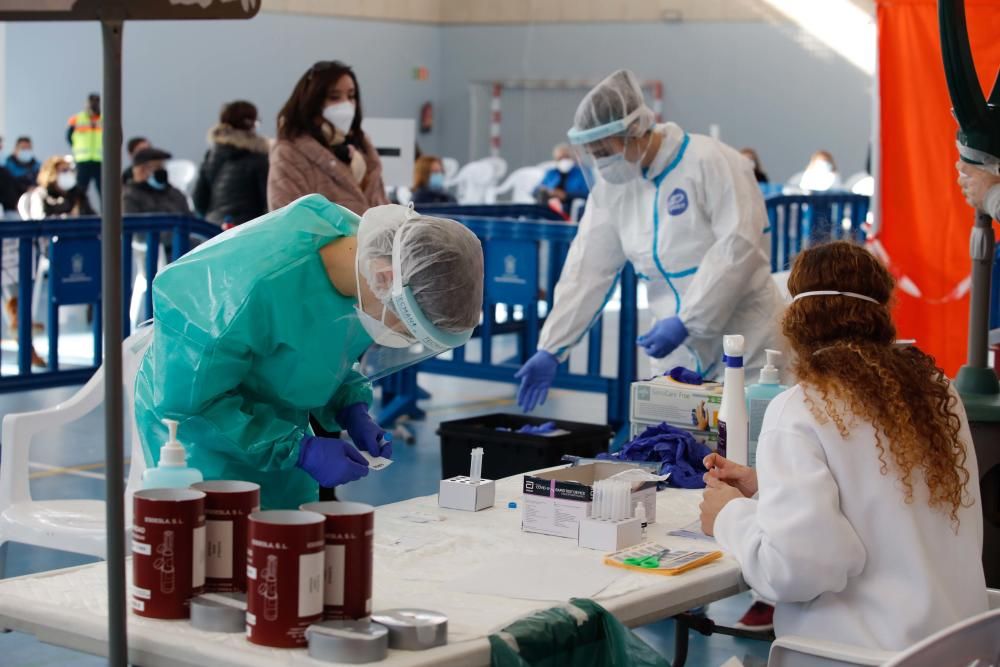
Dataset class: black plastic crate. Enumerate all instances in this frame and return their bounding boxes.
[437,413,614,480]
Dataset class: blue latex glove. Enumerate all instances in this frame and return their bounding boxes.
[297,436,370,487]
[514,350,559,413]
[669,366,703,385]
[517,421,557,435]
[337,402,392,459]
[637,317,688,359]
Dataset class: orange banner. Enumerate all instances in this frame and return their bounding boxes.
[877,0,1000,375]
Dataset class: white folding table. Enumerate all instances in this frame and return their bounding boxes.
[0,471,744,666]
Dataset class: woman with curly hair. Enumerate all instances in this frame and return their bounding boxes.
[699,241,986,651]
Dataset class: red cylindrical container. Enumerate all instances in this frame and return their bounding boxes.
[246,510,325,648]
[191,480,260,593]
[301,501,375,620]
[132,488,206,619]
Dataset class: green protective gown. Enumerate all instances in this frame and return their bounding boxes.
[134,194,374,510]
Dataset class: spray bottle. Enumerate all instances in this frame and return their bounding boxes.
[717,335,749,465]
[142,418,204,489]
[746,349,788,467]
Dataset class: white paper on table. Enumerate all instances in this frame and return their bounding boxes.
[667,519,716,543]
[447,554,623,601]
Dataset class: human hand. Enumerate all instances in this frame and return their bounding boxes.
[515,350,559,412]
[637,317,688,358]
[552,188,568,201]
[337,402,392,459]
[956,161,1000,211]
[297,436,369,487]
[703,452,758,498]
[699,476,744,536]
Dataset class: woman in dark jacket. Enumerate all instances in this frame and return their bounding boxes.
[193,101,269,226]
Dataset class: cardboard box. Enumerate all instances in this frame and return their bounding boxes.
[629,420,719,450]
[521,463,657,540]
[630,377,723,433]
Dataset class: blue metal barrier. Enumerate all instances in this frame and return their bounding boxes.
[0,214,220,392]
[412,203,567,221]
[377,215,639,433]
[765,193,869,271]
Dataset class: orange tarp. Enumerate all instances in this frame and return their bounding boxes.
[876,0,1000,375]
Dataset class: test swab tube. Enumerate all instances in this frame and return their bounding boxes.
[470,447,483,483]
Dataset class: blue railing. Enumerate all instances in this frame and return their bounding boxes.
[0,214,220,392]
[765,193,870,271]
[414,203,567,221]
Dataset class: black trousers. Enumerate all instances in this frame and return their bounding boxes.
[76,160,102,202]
[309,415,340,501]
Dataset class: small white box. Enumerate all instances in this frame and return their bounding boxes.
[438,476,495,512]
[578,517,643,552]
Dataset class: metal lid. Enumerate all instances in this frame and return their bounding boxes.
[371,609,448,650]
[189,593,246,633]
[307,620,389,664]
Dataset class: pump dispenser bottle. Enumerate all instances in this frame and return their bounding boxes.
[746,349,788,467]
[142,418,204,489]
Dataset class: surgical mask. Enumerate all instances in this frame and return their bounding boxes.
[56,171,77,192]
[791,290,879,305]
[355,256,413,348]
[16,149,33,163]
[429,172,445,190]
[148,168,169,190]
[595,153,640,185]
[557,158,575,174]
[323,102,356,135]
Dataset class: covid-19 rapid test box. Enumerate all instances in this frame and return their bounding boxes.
[521,463,658,540]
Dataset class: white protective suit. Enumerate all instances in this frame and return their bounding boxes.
[538,122,785,379]
[715,384,987,651]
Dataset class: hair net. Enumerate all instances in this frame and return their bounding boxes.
[569,70,656,144]
[357,204,484,334]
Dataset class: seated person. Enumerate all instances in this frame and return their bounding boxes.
[534,143,589,216]
[410,155,456,205]
[124,147,191,216]
[699,241,987,652]
[122,136,151,185]
[27,155,95,219]
[5,136,40,196]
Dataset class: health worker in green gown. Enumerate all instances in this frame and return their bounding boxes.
[134,195,484,509]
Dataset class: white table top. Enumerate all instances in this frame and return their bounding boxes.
[0,471,744,667]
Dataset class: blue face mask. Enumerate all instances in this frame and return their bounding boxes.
[147,168,168,191]
[429,172,445,190]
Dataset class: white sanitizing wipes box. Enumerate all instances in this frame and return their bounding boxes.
[630,376,723,446]
[521,462,658,540]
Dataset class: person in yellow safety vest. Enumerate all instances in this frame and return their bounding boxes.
[66,93,103,201]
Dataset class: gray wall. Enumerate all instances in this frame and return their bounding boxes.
[438,22,873,182]
[3,15,871,184]
[2,14,442,166]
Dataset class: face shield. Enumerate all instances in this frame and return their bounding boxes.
[567,70,657,194]
[354,206,483,381]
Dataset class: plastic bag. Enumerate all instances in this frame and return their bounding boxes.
[488,598,670,667]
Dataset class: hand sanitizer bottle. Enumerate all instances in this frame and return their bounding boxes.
[142,418,203,489]
[717,335,749,465]
[746,349,788,468]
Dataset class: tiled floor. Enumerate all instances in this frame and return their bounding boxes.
[0,356,771,666]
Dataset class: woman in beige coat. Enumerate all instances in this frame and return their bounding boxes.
[268,61,388,214]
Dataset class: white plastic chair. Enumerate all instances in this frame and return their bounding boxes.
[129,240,168,330]
[884,608,1000,666]
[768,589,1000,667]
[486,166,546,204]
[440,157,460,186]
[453,158,505,204]
[165,158,198,197]
[0,326,153,571]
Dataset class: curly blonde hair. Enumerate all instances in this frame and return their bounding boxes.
[783,242,972,525]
